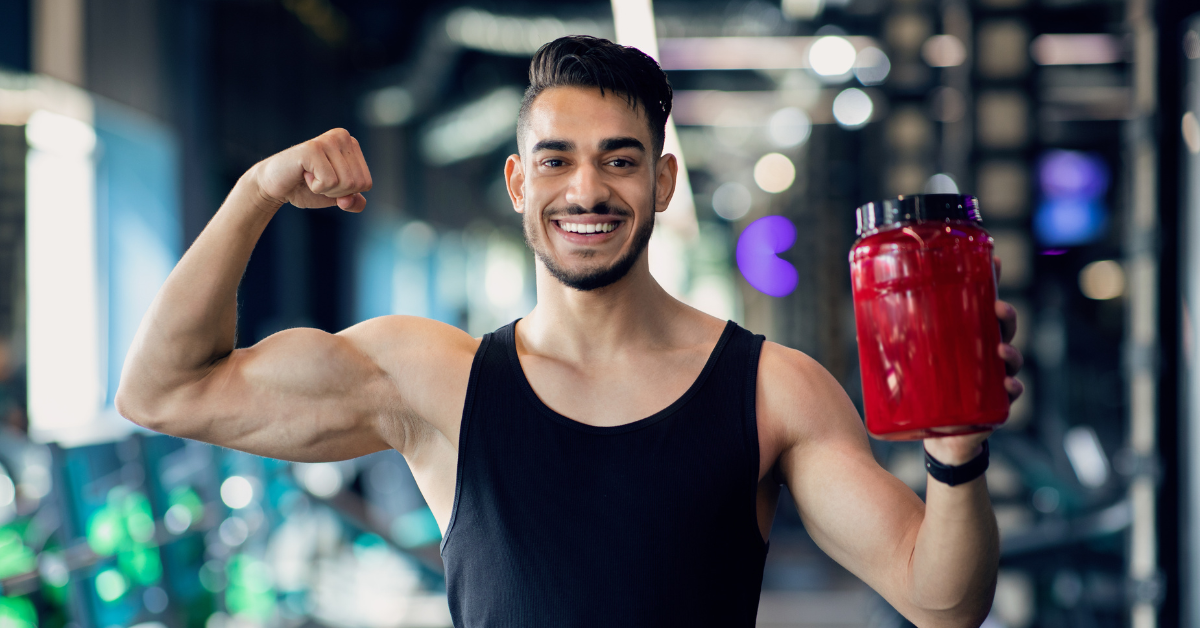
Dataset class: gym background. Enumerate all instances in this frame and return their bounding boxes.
[0,0,1193,626]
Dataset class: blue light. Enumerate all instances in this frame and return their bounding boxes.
[1034,150,1110,248]
[1033,199,1108,247]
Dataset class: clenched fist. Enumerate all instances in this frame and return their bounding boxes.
[251,128,373,212]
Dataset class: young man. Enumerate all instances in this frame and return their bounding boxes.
[118,36,1023,627]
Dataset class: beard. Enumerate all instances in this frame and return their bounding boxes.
[523,195,656,292]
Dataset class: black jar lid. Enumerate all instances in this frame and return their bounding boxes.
[855,194,982,237]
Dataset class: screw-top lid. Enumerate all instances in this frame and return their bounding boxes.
[855,194,982,237]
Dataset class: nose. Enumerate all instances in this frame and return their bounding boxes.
[564,161,610,211]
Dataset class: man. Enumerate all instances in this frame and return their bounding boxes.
[118,36,1023,627]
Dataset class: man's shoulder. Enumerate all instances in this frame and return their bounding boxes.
[340,316,481,441]
[338,315,481,386]
[755,340,867,448]
[340,315,481,353]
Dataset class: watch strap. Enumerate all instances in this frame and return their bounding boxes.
[924,440,989,487]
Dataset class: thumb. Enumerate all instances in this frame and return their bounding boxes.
[337,193,366,213]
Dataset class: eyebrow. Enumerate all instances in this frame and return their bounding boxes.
[532,139,574,153]
[599,137,646,152]
[530,137,647,154]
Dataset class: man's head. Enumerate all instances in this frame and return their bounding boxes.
[517,36,672,159]
[507,36,677,292]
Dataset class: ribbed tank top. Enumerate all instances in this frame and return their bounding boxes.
[439,320,769,627]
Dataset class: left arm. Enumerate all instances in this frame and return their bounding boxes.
[765,301,1022,627]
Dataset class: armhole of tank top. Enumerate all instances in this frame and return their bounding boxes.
[744,330,769,551]
[439,333,492,555]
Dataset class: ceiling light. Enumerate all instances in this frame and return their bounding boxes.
[808,36,857,76]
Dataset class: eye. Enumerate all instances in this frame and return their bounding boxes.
[541,158,565,168]
[607,158,634,168]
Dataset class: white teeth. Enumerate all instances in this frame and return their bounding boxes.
[559,222,616,234]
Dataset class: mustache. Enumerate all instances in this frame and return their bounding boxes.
[544,202,634,219]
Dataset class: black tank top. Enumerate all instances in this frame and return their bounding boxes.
[439,320,769,627]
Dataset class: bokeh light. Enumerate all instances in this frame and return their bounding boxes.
[753,153,796,194]
[295,463,345,498]
[220,476,254,510]
[1034,150,1110,247]
[711,182,752,221]
[1079,260,1125,300]
[852,47,891,86]
[1039,151,1109,199]
[807,36,857,77]
[164,504,193,535]
[921,34,967,67]
[95,568,128,602]
[1034,199,1107,247]
[0,475,14,508]
[832,88,873,128]
[767,107,812,148]
[736,216,799,297]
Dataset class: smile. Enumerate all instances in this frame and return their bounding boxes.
[555,221,618,234]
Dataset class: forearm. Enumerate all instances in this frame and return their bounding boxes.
[906,475,999,626]
[117,168,282,419]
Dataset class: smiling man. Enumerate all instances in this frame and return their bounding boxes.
[117,36,1023,627]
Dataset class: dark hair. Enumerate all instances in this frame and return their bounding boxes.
[517,35,673,156]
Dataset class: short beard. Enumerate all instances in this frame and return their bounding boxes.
[524,196,656,292]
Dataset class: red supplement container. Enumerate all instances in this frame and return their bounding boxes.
[850,194,1009,440]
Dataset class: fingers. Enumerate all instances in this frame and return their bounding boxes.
[996,300,1017,343]
[300,149,338,196]
[304,129,372,201]
[998,343,1023,376]
[1004,376,1024,403]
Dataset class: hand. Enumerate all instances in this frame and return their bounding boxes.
[922,258,1025,466]
[250,128,373,212]
[992,257,1024,404]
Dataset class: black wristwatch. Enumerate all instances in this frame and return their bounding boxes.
[924,440,989,487]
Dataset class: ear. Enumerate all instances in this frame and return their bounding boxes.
[505,154,526,213]
[654,153,678,213]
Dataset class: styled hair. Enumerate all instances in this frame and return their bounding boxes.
[517,35,673,157]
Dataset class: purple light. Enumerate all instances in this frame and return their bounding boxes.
[1039,150,1109,200]
[736,216,798,297]
[1040,249,1068,256]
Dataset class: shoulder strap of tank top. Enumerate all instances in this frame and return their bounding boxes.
[440,327,496,553]
[736,324,767,492]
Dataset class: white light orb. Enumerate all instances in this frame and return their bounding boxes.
[164,504,194,535]
[753,153,797,194]
[217,516,249,547]
[832,88,873,128]
[852,47,891,86]
[808,36,857,77]
[219,476,253,510]
[711,182,753,221]
[295,462,345,498]
[1079,260,1125,300]
[767,107,812,148]
[0,475,13,508]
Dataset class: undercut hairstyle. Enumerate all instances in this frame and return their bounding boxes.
[517,35,673,157]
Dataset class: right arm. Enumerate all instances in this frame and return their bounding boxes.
[115,129,468,462]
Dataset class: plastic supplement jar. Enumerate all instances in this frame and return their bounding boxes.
[849,194,1009,440]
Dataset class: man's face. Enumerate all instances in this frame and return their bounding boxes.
[506,86,675,291]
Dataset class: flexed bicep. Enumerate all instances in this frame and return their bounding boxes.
[139,326,401,462]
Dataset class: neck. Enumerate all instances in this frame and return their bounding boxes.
[518,253,689,360]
